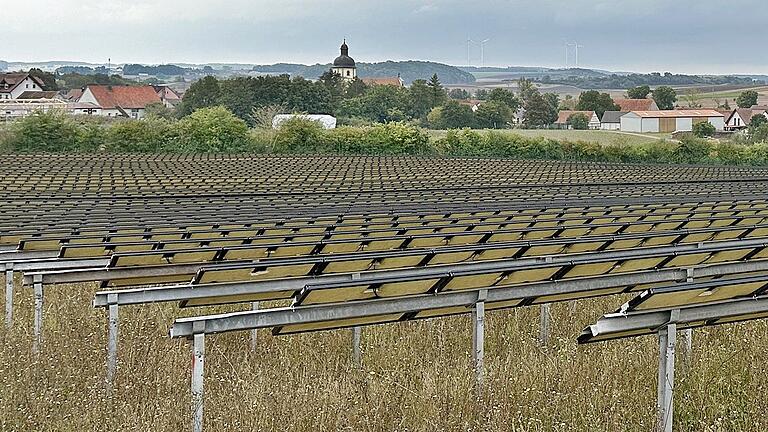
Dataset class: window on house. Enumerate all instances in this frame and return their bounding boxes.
[346,71,350,76]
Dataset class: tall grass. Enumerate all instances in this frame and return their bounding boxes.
[2,281,767,431]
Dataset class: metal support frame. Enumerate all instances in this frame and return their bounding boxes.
[657,311,678,432]
[106,293,119,393]
[539,303,551,346]
[192,323,205,432]
[472,289,487,391]
[4,263,13,328]
[250,302,259,351]
[32,274,43,353]
[352,326,362,367]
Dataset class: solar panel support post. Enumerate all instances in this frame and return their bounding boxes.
[352,326,362,368]
[539,303,551,347]
[250,302,259,352]
[472,289,487,392]
[106,293,119,394]
[657,310,678,432]
[191,323,205,432]
[4,263,13,329]
[32,274,43,354]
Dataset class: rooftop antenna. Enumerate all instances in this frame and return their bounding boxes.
[479,39,490,68]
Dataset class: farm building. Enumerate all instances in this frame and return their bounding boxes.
[600,111,628,130]
[725,108,768,131]
[614,98,659,111]
[77,85,162,119]
[555,110,600,129]
[620,110,725,133]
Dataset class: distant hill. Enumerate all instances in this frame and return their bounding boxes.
[253,61,476,85]
[461,66,764,89]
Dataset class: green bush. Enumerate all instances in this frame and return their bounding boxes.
[104,118,174,153]
[692,122,716,138]
[174,106,251,153]
[9,110,81,152]
[272,118,328,153]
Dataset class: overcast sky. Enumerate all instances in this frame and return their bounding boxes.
[4,0,765,74]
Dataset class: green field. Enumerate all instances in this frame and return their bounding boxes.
[428,129,671,146]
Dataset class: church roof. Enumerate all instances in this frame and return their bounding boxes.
[333,40,356,68]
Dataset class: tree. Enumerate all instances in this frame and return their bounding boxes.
[318,71,346,108]
[487,88,521,111]
[681,88,703,108]
[474,89,489,100]
[346,78,368,98]
[426,74,447,107]
[736,90,759,109]
[178,76,220,116]
[652,86,677,110]
[567,113,589,130]
[475,101,512,129]
[627,85,651,99]
[542,93,560,124]
[523,91,555,127]
[409,79,437,119]
[431,100,474,129]
[448,88,470,100]
[517,78,538,104]
[750,114,767,128]
[692,121,716,138]
[144,102,176,121]
[575,90,619,118]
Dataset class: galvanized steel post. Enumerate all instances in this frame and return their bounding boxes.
[539,303,551,346]
[192,324,205,432]
[472,289,487,391]
[250,302,259,351]
[352,326,362,367]
[106,293,119,393]
[32,274,43,353]
[4,264,13,329]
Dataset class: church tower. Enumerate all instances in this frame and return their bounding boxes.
[331,39,357,81]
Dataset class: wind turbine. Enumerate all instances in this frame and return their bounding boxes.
[479,38,490,68]
[466,37,476,67]
[574,42,584,68]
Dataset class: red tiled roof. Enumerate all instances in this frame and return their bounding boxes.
[556,110,595,124]
[84,85,162,109]
[361,77,403,87]
[615,98,657,111]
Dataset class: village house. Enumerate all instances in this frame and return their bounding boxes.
[153,85,182,107]
[724,108,768,131]
[77,84,162,119]
[0,73,46,99]
[555,110,601,129]
[600,111,628,130]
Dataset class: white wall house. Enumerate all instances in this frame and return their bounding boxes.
[0,99,101,120]
[0,73,46,100]
[725,108,768,131]
[78,85,162,119]
[555,110,601,129]
[600,111,628,130]
[620,110,725,133]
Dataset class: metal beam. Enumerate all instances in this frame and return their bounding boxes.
[98,245,768,312]
[580,295,768,344]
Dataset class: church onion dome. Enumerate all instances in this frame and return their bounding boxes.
[333,40,356,68]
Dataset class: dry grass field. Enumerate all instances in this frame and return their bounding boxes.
[2,279,768,431]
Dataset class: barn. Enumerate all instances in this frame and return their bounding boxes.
[620,110,725,133]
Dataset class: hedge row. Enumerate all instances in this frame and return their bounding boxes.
[3,108,768,166]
